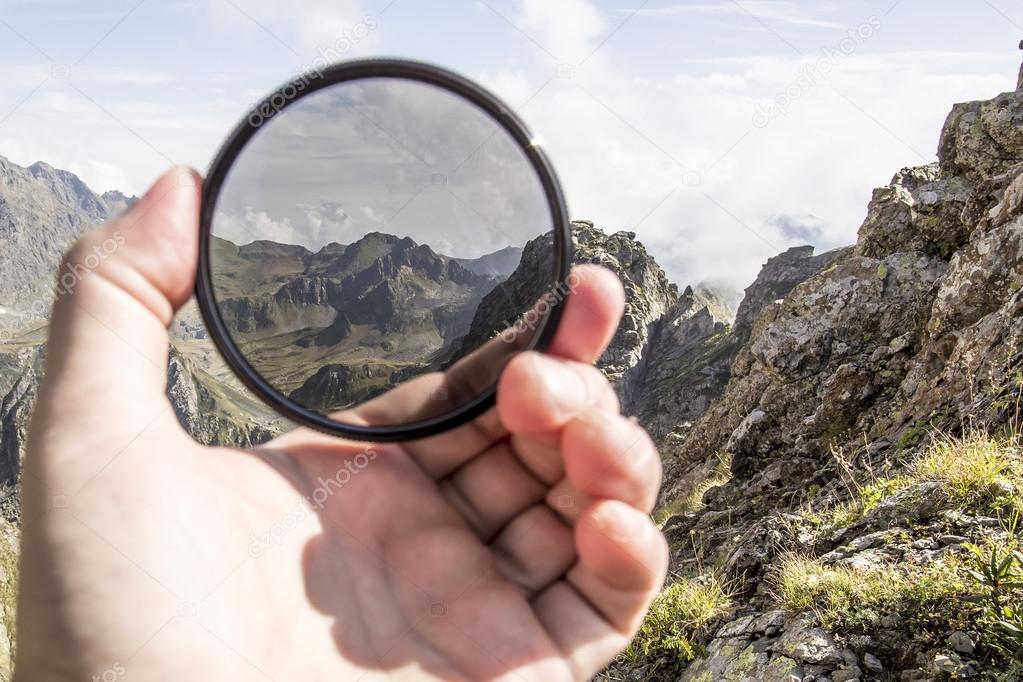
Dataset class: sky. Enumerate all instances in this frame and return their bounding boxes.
[0,0,1021,288]
[214,77,551,259]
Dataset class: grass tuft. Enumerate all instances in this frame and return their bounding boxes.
[621,574,732,671]
[806,430,1022,537]
[770,552,968,629]
[909,431,1019,503]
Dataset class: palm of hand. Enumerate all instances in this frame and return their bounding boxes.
[15,170,667,682]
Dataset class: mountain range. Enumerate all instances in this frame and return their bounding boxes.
[211,231,522,411]
[1,69,1023,680]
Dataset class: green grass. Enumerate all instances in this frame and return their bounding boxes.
[770,553,967,628]
[805,430,1022,537]
[777,430,1023,676]
[804,475,909,532]
[909,431,1019,503]
[619,574,732,675]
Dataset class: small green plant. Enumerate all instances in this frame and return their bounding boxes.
[965,547,1023,660]
[965,548,1023,609]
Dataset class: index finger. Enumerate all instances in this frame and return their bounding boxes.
[544,264,626,364]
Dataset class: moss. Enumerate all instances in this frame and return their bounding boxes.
[726,645,758,679]
[896,412,943,453]
[820,414,856,448]
[764,655,800,678]
[656,454,733,525]
[876,264,890,280]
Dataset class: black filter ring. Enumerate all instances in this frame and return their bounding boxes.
[195,58,572,442]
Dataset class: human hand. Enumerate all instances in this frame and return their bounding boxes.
[15,168,667,681]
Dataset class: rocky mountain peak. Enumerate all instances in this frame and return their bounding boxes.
[571,221,680,381]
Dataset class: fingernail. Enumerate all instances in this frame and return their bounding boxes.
[617,507,651,544]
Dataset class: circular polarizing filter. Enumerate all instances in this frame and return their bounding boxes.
[196,59,572,442]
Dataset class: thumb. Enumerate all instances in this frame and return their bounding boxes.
[32,167,201,447]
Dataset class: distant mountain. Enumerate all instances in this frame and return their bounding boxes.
[211,232,519,411]
[0,156,280,470]
[0,156,134,313]
[692,281,741,324]
[454,245,523,279]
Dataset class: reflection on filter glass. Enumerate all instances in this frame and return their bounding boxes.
[209,77,555,423]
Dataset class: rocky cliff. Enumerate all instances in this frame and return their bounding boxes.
[622,245,845,447]
[608,72,1023,681]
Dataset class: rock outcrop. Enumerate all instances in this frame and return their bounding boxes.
[573,222,680,382]
[0,347,43,524]
[635,73,1023,682]
[624,245,845,447]
[455,220,681,386]
[166,349,278,447]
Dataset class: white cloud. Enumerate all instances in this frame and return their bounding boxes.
[207,0,378,58]
[633,1,846,30]
[0,83,239,195]
[479,47,1017,288]
[2,0,1019,293]
[360,206,384,224]
[513,0,608,63]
